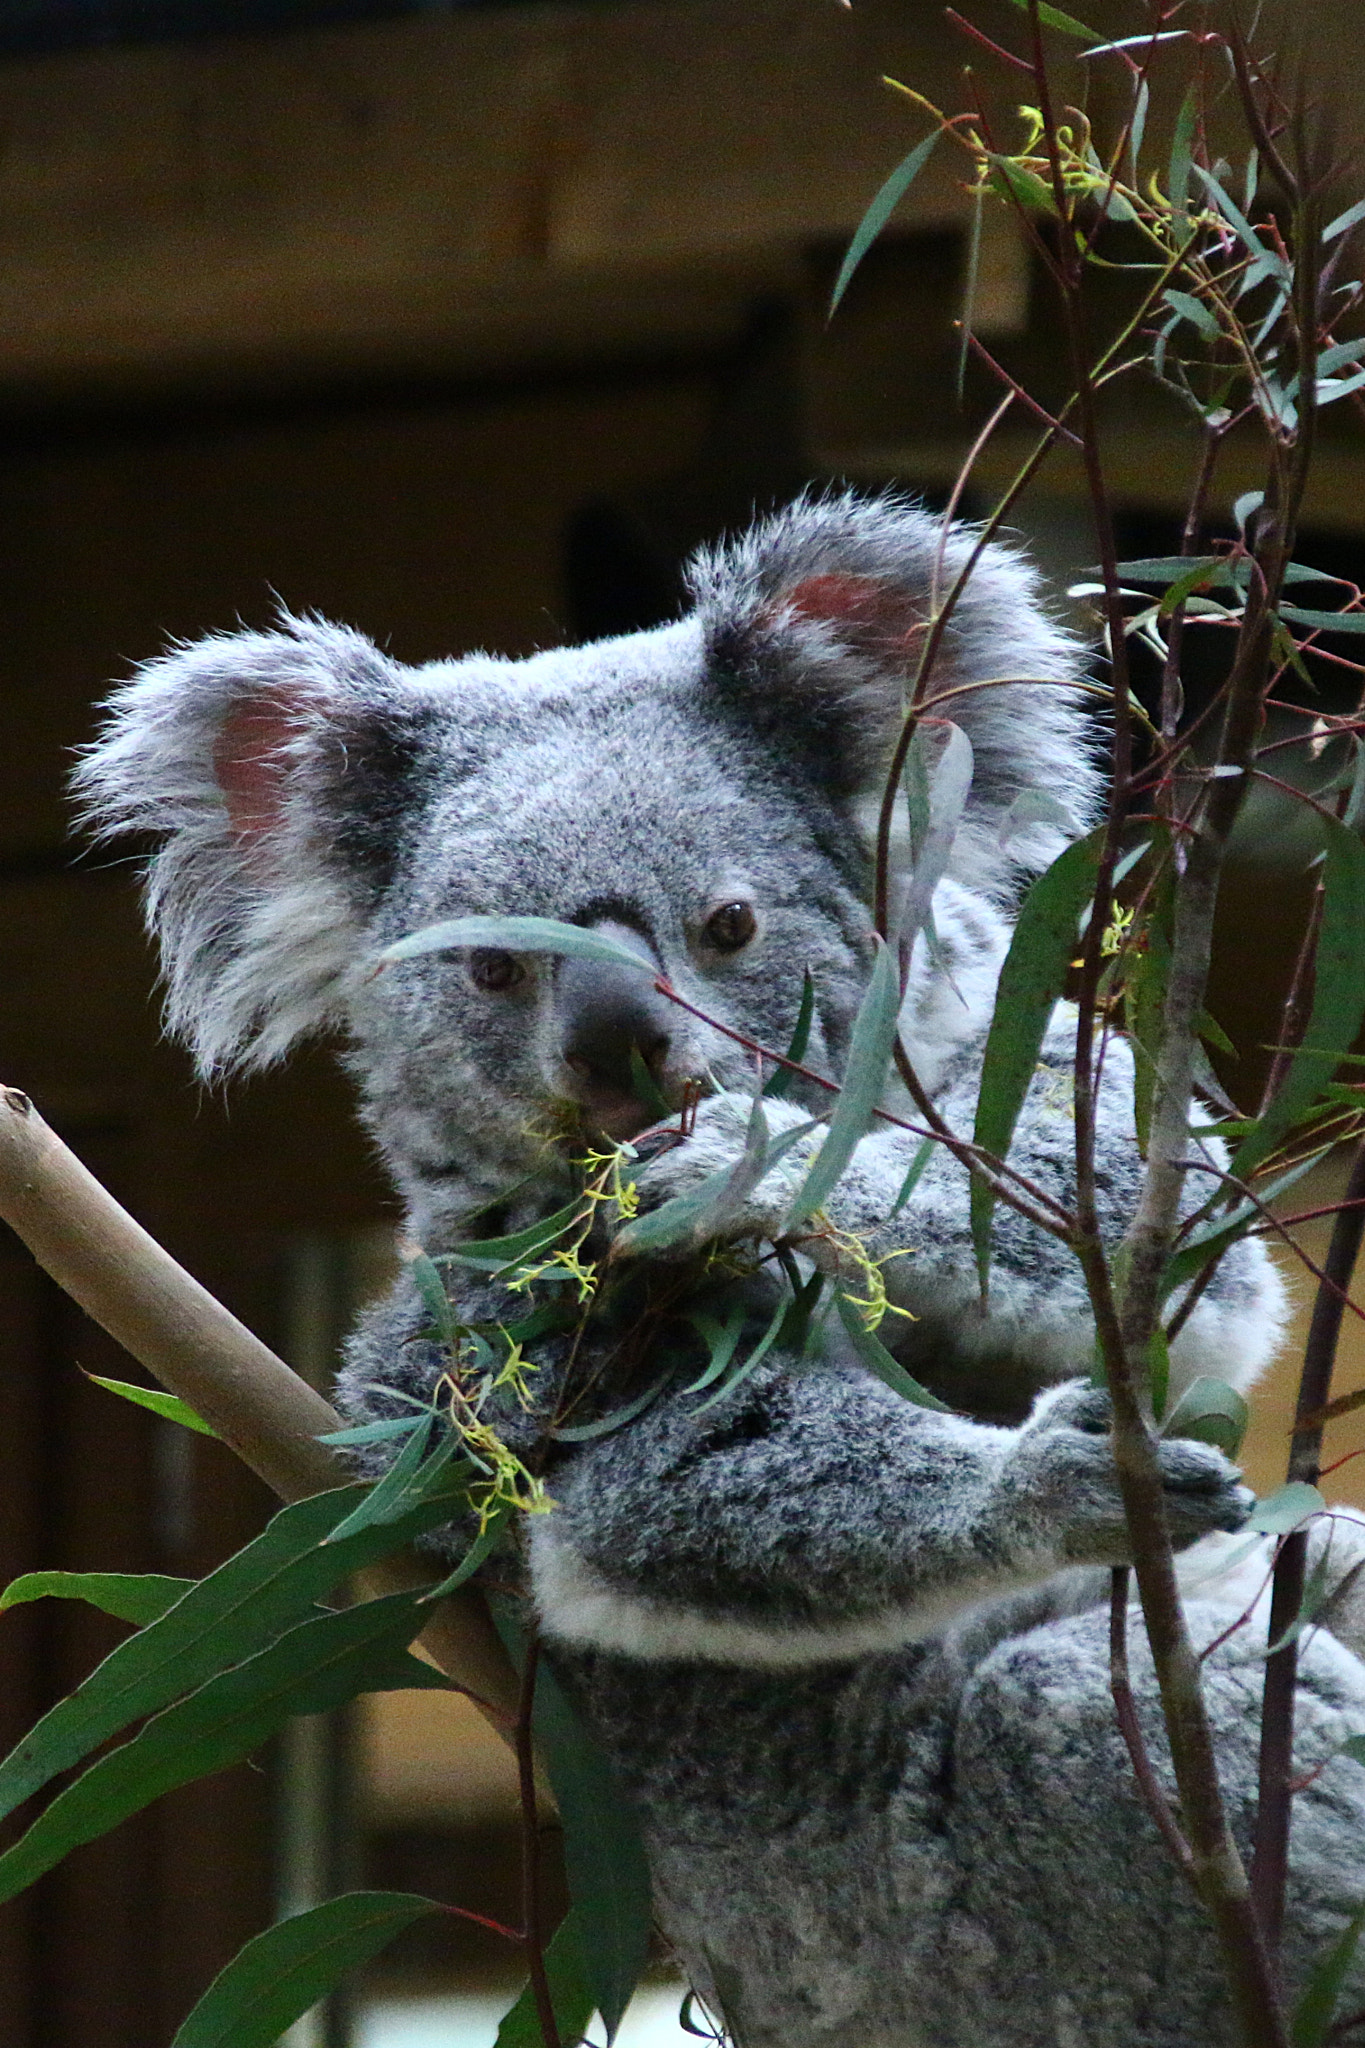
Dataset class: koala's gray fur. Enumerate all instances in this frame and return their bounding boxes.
[75,493,1365,2045]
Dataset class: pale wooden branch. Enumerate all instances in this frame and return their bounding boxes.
[0,1081,522,1734]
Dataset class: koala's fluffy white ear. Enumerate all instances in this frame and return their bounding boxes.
[73,613,428,1077]
[687,492,1100,895]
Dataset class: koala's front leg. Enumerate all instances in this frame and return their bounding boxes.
[530,1368,1252,1659]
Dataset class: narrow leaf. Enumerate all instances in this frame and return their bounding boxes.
[1160,1375,1249,1459]
[0,1594,439,1905]
[0,1482,466,1831]
[1293,1903,1365,2048]
[493,1609,653,2043]
[889,1136,936,1218]
[1168,85,1197,233]
[171,1893,441,2048]
[1163,289,1221,343]
[833,1288,950,1410]
[998,0,1100,40]
[783,940,901,1229]
[379,916,653,973]
[551,1366,677,1442]
[440,1200,585,1273]
[1248,1483,1325,1535]
[1325,197,1365,243]
[683,1300,748,1394]
[494,1912,596,2048]
[85,1374,217,1438]
[896,723,974,959]
[971,831,1101,1289]
[830,131,940,317]
[1231,816,1365,1180]
[0,1572,191,1627]
[1278,606,1365,636]
[765,970,815,1098]
[692,1291,792,1417]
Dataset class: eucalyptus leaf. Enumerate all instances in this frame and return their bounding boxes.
[1278,606,1365,636]
[170,1893,442,2048]
[971,831,1101,1291]
[0,1593,443,1905]
[830,131,940,316]
[1231,816,1365,1180]
[439,1200,585,1273]
[998,0,1099,41]
[783,940,901,1230]
[765,969,815,1098]
[379,916,654,973]
[493,1608,653,2043]
[0,1572,191,1628]
[683,1299,748,1394]
[1248,1483,1325,1535]
[1168,85,1196,234]
[1160,1375,1249,1459]
[833,1288,950,1411]
[896,723,974,961]
[692,1291,792,1417]
[84,1374,218,1438]
[494,1911,596,2048]
[0,1482,466,1832]
[1293,1901,1365,2048]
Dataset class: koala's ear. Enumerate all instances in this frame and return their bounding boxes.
[687,493,1100,893]
[73,613,435,1077]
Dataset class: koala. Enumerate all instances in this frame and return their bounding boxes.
[75,494,1365,2046]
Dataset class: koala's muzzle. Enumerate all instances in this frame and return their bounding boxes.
[555,920,677,1134]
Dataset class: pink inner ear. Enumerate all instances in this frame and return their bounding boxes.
[213,692,306,843]
[784,574,925,656]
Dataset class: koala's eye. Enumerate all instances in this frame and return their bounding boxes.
[468,948,524,993]
[704,901,757,953]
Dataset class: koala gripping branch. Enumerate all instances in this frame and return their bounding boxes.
[0,1083,522,1733]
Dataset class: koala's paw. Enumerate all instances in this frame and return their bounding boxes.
[1006,1380,1254,1565]
[618,1091,820,1252]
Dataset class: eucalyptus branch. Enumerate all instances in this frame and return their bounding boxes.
[1251,1139,1365,1955]
[0,1082,524,1733]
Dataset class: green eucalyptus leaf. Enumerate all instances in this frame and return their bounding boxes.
[1161,1375,1249,1459]
[692,1291,791,1417]
[1325,196,1365,243]
[1248,1483,1325,1535]
[830,131,940,316]
[683,1299,748,1394]
[1168,85,1196,234]
[0,1594,441,1905]
[889,1136,936,1218]
[783,940,901,1230]
[324,1418,467,1544]
[1162,290,1220,343]
[170,1892,442,2048]
[833,1288,950,1411]
[971,830,1101,1291]
[439,1200,586,1273]
[0,1572,191,1627]
[998,0,1099,41]
[765,970,816,1098]
[84,1374,218,1438]
[0,1482,466,1833]
[1231,816,1365,1180]
[494,1911,596,2048]
[1293,1901,1365,2048]
[897,723,974,958]
[551,1366,677,1442]
[1265,1545,1337,1660]
[1278,606,1365,636]
[379,916,653,973]
[493,1609,652,2043]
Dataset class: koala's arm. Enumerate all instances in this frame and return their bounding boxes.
[629,1011,1287,1416]
[529,1365,1251,1660]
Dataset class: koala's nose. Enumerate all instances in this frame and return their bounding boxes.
[556,920,674,1109]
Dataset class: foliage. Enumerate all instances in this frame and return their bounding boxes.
[5,8,1365,2048]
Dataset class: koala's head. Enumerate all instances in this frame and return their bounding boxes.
[74,493,1095,1235]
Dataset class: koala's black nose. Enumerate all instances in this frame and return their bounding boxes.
[556,920,674,1110]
